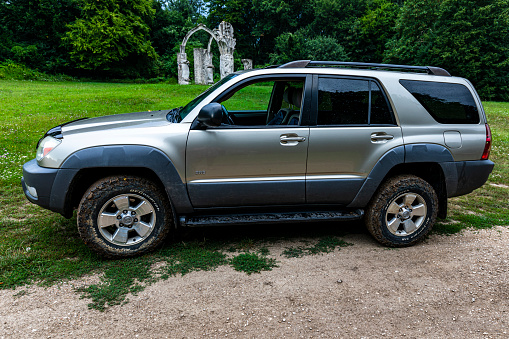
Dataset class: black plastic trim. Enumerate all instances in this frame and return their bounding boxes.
[450,160,494,197]
[307,61,451,76]
[21,159,59,211]
[188,180,305,208]
[347,146,405,208]
[404,143,455,163]
[180,209,363,227]
[59,145,194,215]
[306,178,365,205]
[347,144,489,208]
[36,118,88,148]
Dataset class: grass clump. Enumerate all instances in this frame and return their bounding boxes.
[77,258,154,311]
[230,252,277,275]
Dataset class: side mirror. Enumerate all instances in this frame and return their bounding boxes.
[197,103,223,127]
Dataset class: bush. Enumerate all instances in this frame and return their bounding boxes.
[0,62,75,81]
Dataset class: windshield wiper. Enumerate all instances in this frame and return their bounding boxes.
[166,107,183,123]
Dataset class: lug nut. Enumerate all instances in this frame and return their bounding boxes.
[119,223,124,226]
[134,218,138,222]
[117,215,122,219]
[132,211,136,215]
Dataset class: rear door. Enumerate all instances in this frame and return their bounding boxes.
[306,75,403,205]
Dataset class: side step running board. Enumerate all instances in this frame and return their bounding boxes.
[179,209,364,227]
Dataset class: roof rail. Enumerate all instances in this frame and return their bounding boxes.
[278,60,451,76]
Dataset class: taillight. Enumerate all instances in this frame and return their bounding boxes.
[481,123,492,160]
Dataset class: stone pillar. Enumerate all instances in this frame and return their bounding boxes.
[241,59,253,70]
[193,48,208,85]
[220,53,234,79]
[177,52,190,85]
[205,51,214,84]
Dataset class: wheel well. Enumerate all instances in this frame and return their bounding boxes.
[383,163,448,219]
[66,167,167,215]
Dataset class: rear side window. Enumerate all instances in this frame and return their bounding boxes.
[318,78,369,125]
[317,77,395,125]
[400,80,479,124]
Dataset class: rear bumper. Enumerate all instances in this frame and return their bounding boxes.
[449,160,495,197]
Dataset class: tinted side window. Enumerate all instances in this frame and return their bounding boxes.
[371,82,394,124]
[318,78,369,125]
[317,78,395,125]
[400,80,479,124]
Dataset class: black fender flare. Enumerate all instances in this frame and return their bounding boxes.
[347,144,456,208]
[51,145,193,216]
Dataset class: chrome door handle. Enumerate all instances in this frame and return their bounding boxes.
[280,136,306,142]
[371,133,394,142]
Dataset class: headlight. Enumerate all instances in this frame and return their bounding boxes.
[36,136,61,161]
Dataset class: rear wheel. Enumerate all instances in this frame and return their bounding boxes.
[365,175,438,247]
[77,175,173,258]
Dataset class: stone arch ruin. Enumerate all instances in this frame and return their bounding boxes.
[177,22,250,85]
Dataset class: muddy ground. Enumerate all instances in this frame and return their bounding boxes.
[1,225,508,338]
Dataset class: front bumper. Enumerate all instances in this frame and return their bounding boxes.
[22,159,59,209]
[21,159,77,217]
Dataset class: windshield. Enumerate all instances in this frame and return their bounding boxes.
[178,73,239,119]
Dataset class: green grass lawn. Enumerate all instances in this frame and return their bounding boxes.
[0,80,507,310]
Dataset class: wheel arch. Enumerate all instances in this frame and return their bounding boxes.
[348,144,455,219]
[52,145,194,218]
[66,167,166,217]
[382,162,448,219]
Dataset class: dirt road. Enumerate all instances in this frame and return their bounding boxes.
[1,226,508,338]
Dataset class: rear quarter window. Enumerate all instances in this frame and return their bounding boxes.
[399,80,479,124]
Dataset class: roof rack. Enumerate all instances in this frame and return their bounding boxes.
[278,60,451,76]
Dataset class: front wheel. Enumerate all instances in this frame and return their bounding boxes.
[77,175,173,258]
[365,175,438,247]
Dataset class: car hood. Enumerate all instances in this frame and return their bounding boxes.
[62,110,174,136]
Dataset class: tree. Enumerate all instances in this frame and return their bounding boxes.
[0,0,80,72]
[428,0,509,100]
[151,0,206,57]
[308,0,368,40]
[150,0,207,78]
[207,0,314,64]
[63,0,157,77]
[383,0,442,65]
[270,30,348,64]
[385,0,509,100]
[348,0,401,63]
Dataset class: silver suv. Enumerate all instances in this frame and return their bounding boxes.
[22,60,494,257]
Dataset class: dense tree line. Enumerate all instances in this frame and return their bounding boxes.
[0,0,507,100]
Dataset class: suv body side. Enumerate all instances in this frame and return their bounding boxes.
[23,67,492,216]
[21,63,494,257]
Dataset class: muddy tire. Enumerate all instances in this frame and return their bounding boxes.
[77,175,173,258]
[365,175,438,247]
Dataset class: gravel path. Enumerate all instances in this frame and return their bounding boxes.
[1,227,508,338]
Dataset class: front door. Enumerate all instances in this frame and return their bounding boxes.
[186,76,310,208]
